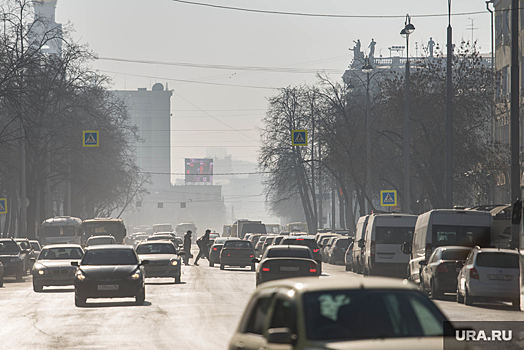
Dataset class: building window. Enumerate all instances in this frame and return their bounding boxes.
[496,13,502,46]
[503,9,510,45]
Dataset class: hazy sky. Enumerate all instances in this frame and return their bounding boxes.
[56,0,492,180]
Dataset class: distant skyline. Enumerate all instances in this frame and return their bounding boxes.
[55,0,492,180]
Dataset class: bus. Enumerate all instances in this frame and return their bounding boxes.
[265,224,281,234]
[231,220,266,239]
[175,223,197,238]
[153,223,173,233]
[82,218,127,244]
[40,216,83,246]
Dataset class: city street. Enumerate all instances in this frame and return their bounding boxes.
[1,246,523,350]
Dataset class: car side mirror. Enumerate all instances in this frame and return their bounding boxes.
[252,258,260,263]
[358,239,365,248]
[419,260,427,266]
[71,261,79,266]
[401,242,412,255]
[178,251,185,256]
[266,328,297,345]
[141,260,149,265]
[30,257,36,262]
[512,199,523,225]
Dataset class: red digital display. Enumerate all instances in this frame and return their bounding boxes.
[184,158,213,183]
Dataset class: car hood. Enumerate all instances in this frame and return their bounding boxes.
[79,265,138,279]
[137,254,179,262]
[35,260,79,269]
[319,336,461,350]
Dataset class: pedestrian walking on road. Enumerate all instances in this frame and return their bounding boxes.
[183,230,192,266]
[194,229,211,266]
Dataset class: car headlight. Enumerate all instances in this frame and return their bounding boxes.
[170,260,179,266]
[38,270,46,275]
[130,270,141,280]
[75,271,86,281]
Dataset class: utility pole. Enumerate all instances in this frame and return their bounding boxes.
[331,176,336,231]
[510,0,520,239]
[445,0,454,209]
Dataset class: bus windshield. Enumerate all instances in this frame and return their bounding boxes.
[44,226,77,237]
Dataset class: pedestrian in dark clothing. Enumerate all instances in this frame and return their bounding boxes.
[183,230,192,266]
[194,229,211,266]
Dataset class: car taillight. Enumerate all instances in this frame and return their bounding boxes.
[313,249,319,253]
[250,255,254,258]
[262,261,270,272]
[470,267,479,280]
[227,254,230,257]
[309,262,317,273]
[436,263,448,273]
[213,247,217,251]
[425,243,432,262]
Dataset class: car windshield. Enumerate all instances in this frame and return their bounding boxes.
[136,243,176,254]
[441,249,471,260]
[214,238,230,245]
[267,248,311,258]
[432,225,491,248]
[376,227,414,244]
[39,247,83,260]
[303,289,446,341]
[17,241,31,250]
[281,238,318,249]
[224,241,252,249]
[82,249,138,265]
[0,241,19,253]
[476,252,519,268]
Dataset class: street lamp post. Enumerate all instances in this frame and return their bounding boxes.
[401,14,415,214]
[362,58,373,214]
[445,0,453,208]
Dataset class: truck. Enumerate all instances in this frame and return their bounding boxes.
[231,220,266,240]
[82,218,127,245]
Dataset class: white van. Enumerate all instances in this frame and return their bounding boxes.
[407,209,493,283]
[361,214,418,277]
[352,215,369,274]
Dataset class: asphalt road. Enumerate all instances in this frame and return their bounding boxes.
[1,251,524,350]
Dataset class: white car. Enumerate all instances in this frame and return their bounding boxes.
[229,275,464,350]
[456,247,519,309]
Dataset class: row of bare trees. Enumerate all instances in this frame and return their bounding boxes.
[259,42,499,233]
[0,0,146,238]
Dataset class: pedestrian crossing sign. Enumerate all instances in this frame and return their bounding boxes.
[83,130,99,147]
[0,198,7,214]
[380,190,397,207]
[292,130,307,146]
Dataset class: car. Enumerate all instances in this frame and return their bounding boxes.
[0,238,27,281]
[31,244,84,292]
[280,236,322,275]
[261,236,275,256]
[219,240,256,271]
[456,247,520,309]
[85,235,117,247]
[405,209,493,283]
[320,236,340,263]
[135,241,183,284]
[271,236,284,246]
[352,215,370,274]
[72,245,148,307]
[254,245,318,286]
[328,237,351,265]
[14,237,34,273]
[419,246,471,300]
[29,240,42,262]
[146,234,181,248]
[361,213,417,277]
[255,236,269,257]
[344,241,354,271]
[209,237,240,267]
[247,234,264,251]
[229,275,458,350]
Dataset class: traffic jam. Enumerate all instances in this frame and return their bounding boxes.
[0,209,522,349]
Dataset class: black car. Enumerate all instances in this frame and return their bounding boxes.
[254,245,318,286]
[0,238,27,281]
[32,244,84,292]
[72,245,148,307]
[219,240,256,270]
[208,237,240,267]
[136,241,183,283]
[419,246,472,299]
[280,236,322,274]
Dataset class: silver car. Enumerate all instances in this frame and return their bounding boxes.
[457,247,519,309]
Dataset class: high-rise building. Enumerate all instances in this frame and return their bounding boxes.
[32,0,63,55]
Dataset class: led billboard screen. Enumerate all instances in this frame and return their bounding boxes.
[185,158,213,183]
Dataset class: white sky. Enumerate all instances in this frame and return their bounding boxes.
[55,0,492,180]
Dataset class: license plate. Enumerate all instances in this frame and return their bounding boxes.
[489,274,512,281]
[52,275,69,280]
[97,284,119,291]
[280,266,299,272]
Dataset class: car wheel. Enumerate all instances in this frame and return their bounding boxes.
[464,288,474,306]
[75,293,86,307]
[33,281,43,292]
[430,280,441,300]
[15,270,23,281]
[250,263,256,271]
[220,264,224,270]
[456,288,464,303]
[174,275,181,284]
[135,288,146,305]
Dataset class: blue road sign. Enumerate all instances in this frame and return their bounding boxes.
[292,130,307,146]
[0,198,7,214]
[380,190,397,207]
[83,130,99,147]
